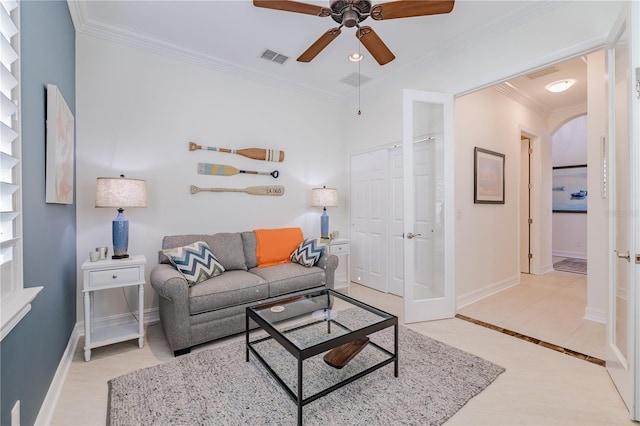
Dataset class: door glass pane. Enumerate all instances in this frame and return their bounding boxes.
[411,100,444,301]
[613,24,630,361]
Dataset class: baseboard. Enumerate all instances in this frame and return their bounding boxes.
[456,274,520,309]
[552,250,587,260]
[34,323,82,425]
[34,307,159,425]
[540,262,555,274]
[584,306,605,324]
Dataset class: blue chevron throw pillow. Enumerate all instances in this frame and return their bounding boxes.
[162,241,225,286]
[290,238,323,267]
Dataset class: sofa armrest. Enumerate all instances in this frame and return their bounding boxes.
[150,264,191,353]
[317,253,339,290]
[150,264,189,302]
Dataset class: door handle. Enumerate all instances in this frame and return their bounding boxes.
[406,232,422,239]
[616,250,630,262]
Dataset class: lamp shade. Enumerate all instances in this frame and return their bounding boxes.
[95,176,147,208]
[311,186,338,208]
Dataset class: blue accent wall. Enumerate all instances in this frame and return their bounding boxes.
[0,2,76,425]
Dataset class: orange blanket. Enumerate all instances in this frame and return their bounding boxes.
[255,228,304,267]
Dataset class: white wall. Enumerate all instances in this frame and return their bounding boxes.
[76,35,349,321]
[454,89,549,302]
[552,115,588,259]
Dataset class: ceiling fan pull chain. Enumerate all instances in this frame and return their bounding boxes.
[358,31,362,116]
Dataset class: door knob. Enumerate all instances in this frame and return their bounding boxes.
[616,250,631,262]
[406,232,422,239]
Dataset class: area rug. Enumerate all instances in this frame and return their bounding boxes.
[108,322,505,425]
[553,257,587,274]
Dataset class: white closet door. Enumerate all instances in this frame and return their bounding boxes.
[389,146,404,296]
[350,150,388,292]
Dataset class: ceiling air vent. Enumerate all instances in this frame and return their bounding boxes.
[340,72,372,87]
[261,49,289,65]
[526,66,559,80]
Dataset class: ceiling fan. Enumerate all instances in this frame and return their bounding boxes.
[253,0,455,65]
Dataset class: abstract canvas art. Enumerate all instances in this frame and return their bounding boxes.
[46,84,74,204]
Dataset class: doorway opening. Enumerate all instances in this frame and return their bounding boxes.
[456,53,603,362]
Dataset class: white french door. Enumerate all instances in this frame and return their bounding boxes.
[606,1,640,420]
[402,89,455,323]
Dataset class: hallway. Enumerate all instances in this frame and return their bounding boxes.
[457,270,604,361]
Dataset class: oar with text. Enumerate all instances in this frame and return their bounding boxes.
[190,185,285,196]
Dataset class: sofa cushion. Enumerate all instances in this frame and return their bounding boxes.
[250,263,325,297]
[159,234,214,264]
[162,241,225,286]
[290,238,323,267]
[255,228,303,267]
[210,233,248,271]
[188,270,268,315]
[241,231,258,269]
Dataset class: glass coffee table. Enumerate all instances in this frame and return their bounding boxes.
[246,289,398,425]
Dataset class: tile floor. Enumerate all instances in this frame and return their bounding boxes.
[50,277,633,426]
[457,270,605,361]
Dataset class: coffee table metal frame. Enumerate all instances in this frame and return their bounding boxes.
[246,289,398,426]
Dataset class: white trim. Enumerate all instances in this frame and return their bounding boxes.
[34,307,159,425]
[449,35,607,98]
[584,306,606,324]
[34,323,82,426]
[553,250,588,260]
[456,274,520,309]
[0,287,42,341]
[540,262,555,275]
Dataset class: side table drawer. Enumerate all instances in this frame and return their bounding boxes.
[329,243,350,255]
[89,267,141,287]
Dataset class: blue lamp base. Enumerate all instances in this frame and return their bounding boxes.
[112,209,129,259]
[320,207,329,239]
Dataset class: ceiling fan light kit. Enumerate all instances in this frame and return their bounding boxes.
[253,0,455,65]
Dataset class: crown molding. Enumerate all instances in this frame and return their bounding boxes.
[68,0,578,104]
[67,1,342,103]
[493,83,552,117]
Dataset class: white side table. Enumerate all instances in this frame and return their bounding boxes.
[81,255,146,361]
[326,239,350,292]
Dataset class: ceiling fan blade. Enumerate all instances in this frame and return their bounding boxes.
[253,0,331,17]
[357,26,395,65]
[370,0,454,20]
[297,28,342,62]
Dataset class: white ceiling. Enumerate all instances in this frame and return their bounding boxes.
[69,0,587,110]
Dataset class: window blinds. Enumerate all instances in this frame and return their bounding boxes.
[0,0,23,300]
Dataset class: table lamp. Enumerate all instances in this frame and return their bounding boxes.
[311,186,337,239]
[95,175,147,259]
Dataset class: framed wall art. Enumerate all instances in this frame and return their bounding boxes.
[46,84,75,204]
[474,147,505,204]
[552,165,588,213]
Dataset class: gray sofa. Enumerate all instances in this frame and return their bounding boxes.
[150,231,338,356]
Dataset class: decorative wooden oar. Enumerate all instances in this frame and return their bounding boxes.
[189,141,285,162]
[197,163,279,178]
[190,185,285,196]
